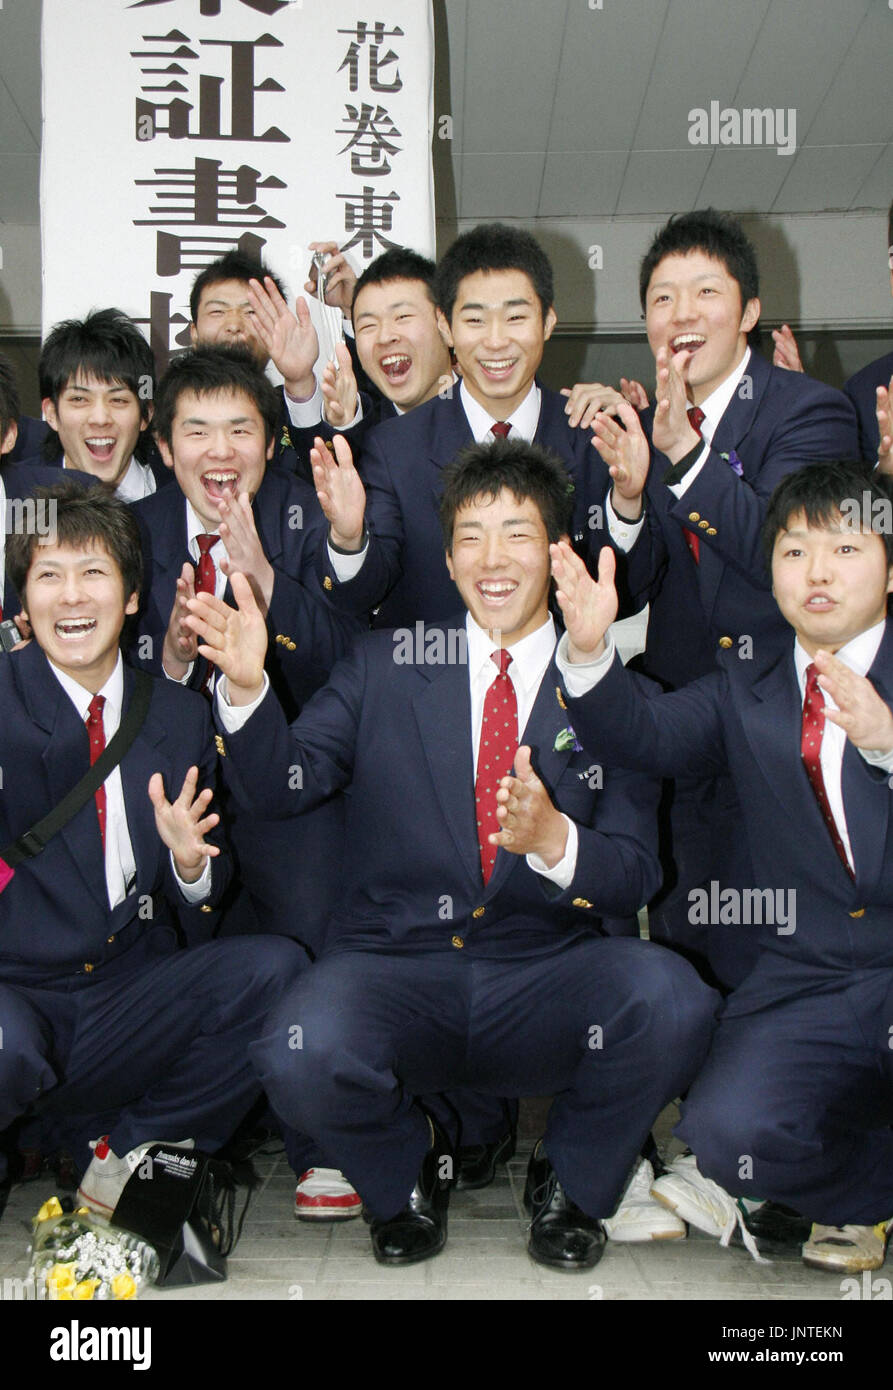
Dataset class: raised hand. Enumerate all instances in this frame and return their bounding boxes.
[651,345,701,461]
[304,242,358,321]
[876,376,893,477]
[185,571,268,704]
[771,323,804,373]
[491,745,568,867]
[215,490,275,614]
[310,433,366,551]
[620,377,649,410]
[590,398,651,516]
[561,381,629,429]
[551,540,617,663]
[148,765,220,882]
[321,342,359,427]
[246,276,318,400]
[815,649,893,754]
[162,561,198,679]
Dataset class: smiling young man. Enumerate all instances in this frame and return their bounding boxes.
[184,436,717,1271]
[26,310,167,500]
[310,223,610,631]
[0,481,305,1219]
[553,458,893,1273]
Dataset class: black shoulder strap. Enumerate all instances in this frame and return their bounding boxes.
[1,669,154,869]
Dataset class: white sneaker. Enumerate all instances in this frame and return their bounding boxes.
[294,1167,363,1222]
[603,1159,686,1242]
[802,1220,891,1273]
[77,1135,194,1218]
[650,1153,769,1263]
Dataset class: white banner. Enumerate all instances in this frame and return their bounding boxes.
[41,0,435,365]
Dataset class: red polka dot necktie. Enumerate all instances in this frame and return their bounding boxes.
[490,421,511,439]
[801,663,854,879]
[475,649,519,884]
[195,534,220,594]
[86,694,107,851]
[681,406,706,564]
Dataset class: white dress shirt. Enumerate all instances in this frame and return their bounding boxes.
[164,500,230,686]
[217,610,580,889]
[49,653,211,906]
[62,455,157,503]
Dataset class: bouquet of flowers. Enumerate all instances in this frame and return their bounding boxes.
[29,1197,159,1300]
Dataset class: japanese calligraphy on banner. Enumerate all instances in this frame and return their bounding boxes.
[41,0,435,367]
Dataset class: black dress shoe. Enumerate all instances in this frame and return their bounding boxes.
[370,1120,453,1266]
[455,1130,516,1190]
[524,1143,606,1271]
[745,1201,812,1253]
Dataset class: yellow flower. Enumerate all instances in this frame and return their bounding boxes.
[36,1197,63,1223]
[46,1262,77,1297]
[73,1279,99,1300]
[111,1272,137,1300]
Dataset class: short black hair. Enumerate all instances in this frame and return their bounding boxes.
[7,479,143,610]
[762,460,893,569]
[439,436,574,551]
[39,308,156,461]
[0,352,21,447]
[639,209,760,313]
[189,251,286,324]
[352,247,437,316]
[152,344,280,449]
[435,223,555,322]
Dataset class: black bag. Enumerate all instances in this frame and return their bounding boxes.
[111,1143,246,1287]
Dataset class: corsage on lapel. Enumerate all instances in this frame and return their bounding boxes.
[720,449,744,477]
[554,725,583,753]
[280,424,293,453]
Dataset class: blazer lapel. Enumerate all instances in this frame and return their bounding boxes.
[710,350,770,461]
[429,391,473,471]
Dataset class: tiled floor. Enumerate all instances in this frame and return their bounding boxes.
[0,1103,857,1302]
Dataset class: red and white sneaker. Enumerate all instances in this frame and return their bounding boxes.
[294,1167,362,1222]
[77,1135,194,1218]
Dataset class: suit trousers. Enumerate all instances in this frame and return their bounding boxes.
[252,935,719,1221]
[677,967,893,1226]
[0,937,308,1181]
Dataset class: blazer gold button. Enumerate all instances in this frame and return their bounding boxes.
[287,641,296,651]
[718,636,733,649]
[472,906,485,919]
[451,935,464,949]
[706,527,717,536]
[572,897,593,909]
[200,904,213,914]
[83,963,94,973]
[323,576,333,591]
[698,520,709,530]
[555,686,567,711]
[214,734,226,757]
[107,935,115,944]
[849,908,865,918]
[688,512,700,522]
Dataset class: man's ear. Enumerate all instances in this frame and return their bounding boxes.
[0,418,18,457]
[436,308,454,351]
[886,563,893,597]
[543,306,558,341]
[265,435,275,461]
[157,436,176,472]
[445,548,455,581]
[42,397,59,432]
[189,322,199,348]
[740,297,761,335]
[125,590,140,617]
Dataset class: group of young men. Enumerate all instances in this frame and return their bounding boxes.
[1,203,892,1280]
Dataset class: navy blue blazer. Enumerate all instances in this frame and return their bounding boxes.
[215,619,662,957]
[131,465,361,716]
[7,416,50,465]
[626,352,859,687]
[844,348,893,464]
[18,442,173,493]
[566,628,893,1007]
[316,383,609,629]
[0,643,230,988]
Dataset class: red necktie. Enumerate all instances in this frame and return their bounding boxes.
[801,663,854,879]
[195,534,220,594]
[682,406,706,563]
[490,421,511,439]
[475,650,519,884]
[86,694,107,851]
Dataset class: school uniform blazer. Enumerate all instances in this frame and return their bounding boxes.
[844,348,893,464]
[215,618,662,958]
[624,352,859,688]
[7,416,49,465]
[19,443,173,493]
[313,383,610,629]
[0,643,230,988]
[131,465,362,716]
[565,627,893,1007]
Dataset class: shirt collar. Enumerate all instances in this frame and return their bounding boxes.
[794,618,886,699]
[115,457,156,502]
[459,379,541,443]
[185,499,220,547]
[393,371,459,417]
[48,650,125,722]
[696,345,751,444]
[465,610,556,697]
